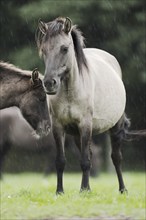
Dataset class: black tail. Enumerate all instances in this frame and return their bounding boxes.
[112,114,146,142]
[124,129,146,141]
[122,115,146,141]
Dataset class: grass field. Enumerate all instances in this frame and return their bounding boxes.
[0,172,145,220]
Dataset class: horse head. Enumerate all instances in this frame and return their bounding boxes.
[20,68,51,138]
[36,17,74,94]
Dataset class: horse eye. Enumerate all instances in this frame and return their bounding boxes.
[60,45,68,54]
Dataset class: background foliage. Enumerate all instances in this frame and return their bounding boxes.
[0,0,145,171]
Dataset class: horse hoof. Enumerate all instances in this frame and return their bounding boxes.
[80,187,91,193]
[120,188,128,194]
[56,190,64,195]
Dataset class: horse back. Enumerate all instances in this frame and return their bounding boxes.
[84,48,122,78]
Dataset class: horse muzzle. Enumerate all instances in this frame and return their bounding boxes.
[36,120,51,138]
[43,78,59,95]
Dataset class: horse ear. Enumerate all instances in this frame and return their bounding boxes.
[38,20,48,34]
[64,17,72,34]
[31,68,39,84]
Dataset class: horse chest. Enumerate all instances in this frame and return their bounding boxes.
[58,103,79,123]
[51,97,82,126]
[62,104,82,135]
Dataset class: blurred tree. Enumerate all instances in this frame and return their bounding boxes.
[0,0,145,170]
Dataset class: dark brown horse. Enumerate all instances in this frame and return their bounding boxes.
[0,61,51,138]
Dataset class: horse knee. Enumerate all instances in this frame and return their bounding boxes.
[80,159,91,172]
[55,157,66,172]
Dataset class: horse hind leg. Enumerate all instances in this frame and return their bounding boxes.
[110,114,130,194]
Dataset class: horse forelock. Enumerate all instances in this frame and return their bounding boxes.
[36,18,65,56]
[46,17,65,37]
[36,17,65,44]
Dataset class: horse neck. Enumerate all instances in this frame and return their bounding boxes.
[0,73,31,109]
[62,54,81,95]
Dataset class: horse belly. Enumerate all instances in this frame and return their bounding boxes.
[92,69,126,133]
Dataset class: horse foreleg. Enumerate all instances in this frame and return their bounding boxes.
[53,125,65,194]
[79,126,92,191]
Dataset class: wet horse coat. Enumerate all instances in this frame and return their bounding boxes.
[36,17,127,194]
[0,62,51,137]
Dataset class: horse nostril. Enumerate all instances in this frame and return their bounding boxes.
[52,79,57,86]
[44,78,57,89]
[46,124,51,133]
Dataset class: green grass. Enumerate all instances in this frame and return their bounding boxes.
[0,172,145,220]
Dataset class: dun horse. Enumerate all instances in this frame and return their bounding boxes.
[36,17,145,194]
[0,62,51,138]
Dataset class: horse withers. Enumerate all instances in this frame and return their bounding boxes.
[36,17,133,194]
[0,62,51,138]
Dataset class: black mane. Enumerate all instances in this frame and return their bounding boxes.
[71,26,88,73]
